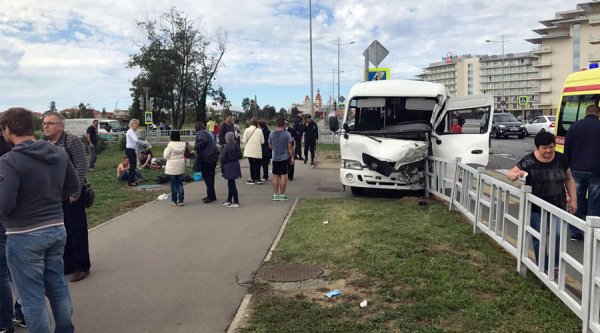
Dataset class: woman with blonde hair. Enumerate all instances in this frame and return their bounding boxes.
[125,119,140,186]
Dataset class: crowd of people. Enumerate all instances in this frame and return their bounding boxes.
[0,108,321,332]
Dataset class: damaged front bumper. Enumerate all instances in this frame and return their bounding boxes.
[340,158,426,191]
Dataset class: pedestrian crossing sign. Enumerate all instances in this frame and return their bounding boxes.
[145,112,153,125]
[518,96,528,106]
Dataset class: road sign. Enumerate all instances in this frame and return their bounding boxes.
[518,96,529,106]
[144,112,153,125]
[362,40,389,67]
[368,68,390,81]
[500,100,507,110]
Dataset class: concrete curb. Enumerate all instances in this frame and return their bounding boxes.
[226,294,252,333]
[264,197,300,262]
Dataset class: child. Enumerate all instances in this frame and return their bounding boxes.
[116,156,145,182]
[163,131,187,206]
[220,132,242,207]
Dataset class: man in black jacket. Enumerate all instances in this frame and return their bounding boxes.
[43,113,91,282]
[303,115,319,166]
[564,104,600,241]
[293,114,304,160]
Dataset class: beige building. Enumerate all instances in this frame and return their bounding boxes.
[527,1,600,114]
[419,53,540,117]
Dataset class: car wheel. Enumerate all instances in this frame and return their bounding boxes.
[524,129,530,137]
[518,133,525,139]
[350,186,364,196]
[491,128,499,139]
[540,128,546,133]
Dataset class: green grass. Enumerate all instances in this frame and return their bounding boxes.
[85,143,169,229]
[316,143,340,154]
[242,198,580,333]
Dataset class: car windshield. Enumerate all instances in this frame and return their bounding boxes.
[345,97,436,132]
[494,114,518,122]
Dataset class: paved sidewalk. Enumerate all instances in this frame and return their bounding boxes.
[69,160,348,332]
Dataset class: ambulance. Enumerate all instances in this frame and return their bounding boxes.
[555,68,600,153]
[329,80,494,195]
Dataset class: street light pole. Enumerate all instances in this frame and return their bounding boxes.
[332,38,355,111]
[309,0,314,117]
[486,34,508,113]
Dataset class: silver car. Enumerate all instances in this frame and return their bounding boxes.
[525,115,555,136]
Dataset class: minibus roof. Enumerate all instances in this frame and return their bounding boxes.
[348,80,447,100]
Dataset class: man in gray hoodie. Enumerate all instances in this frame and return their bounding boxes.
[0,108,80,333]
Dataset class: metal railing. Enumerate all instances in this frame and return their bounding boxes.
[318,129,341,144]
[426,157,600,333]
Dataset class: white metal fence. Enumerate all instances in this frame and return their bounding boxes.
[426,157,600,333]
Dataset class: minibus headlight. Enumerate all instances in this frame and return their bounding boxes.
[343,160,363,170]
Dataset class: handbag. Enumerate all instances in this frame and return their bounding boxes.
[82,182,95,208]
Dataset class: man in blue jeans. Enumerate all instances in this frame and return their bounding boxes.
[565,104,600,241]
[0,108,80,333]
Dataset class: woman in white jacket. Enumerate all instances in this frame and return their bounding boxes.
[164,131,188,206]
[241,117,264,184]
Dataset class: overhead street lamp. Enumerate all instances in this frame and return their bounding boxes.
[332,38,355,111]
[485,35,508,113]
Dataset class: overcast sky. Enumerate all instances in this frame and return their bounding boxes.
[0,0,583,113]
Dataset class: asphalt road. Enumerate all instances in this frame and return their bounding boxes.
[488,136,536,170]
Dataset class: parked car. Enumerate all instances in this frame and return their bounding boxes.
[485,113,526,139]
[524,116,555,136]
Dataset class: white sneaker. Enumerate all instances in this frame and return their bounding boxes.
[222,201,231,206]
[228,203,240,208]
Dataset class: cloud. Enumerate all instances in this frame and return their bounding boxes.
[0,0,585,112]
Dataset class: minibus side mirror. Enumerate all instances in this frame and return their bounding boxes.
[329,116,339,132]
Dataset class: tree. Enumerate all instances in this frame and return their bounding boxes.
[101,108,107,118]
[46,101,57,114]
[290,106,301,118]
[78,102,94,118]
[261,104,276,121]
[128,7,227,129]
[278,108,287,119]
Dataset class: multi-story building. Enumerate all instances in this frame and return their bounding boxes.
[479,52,540,117]
[527,1,600,114]
[419,53,540,118]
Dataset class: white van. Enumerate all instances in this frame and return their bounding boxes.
[64,118,125,137]
[329,80,494,195]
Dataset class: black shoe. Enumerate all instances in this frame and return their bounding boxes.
[201,196,209,201]
[304,159,307,164]
[0,327,14,333]
[288,178,293,181]
[202,198,216,203]
[128,183,138,187]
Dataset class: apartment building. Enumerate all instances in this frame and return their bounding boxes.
[419,53,540,118]
[479,53,540,116]
[527,1,600,114]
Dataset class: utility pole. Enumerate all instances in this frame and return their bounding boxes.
[309,0,314,117]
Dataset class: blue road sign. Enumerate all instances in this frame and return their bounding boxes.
[145,112,153,125]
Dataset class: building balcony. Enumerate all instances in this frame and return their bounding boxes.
[532,46,552,54]
[539,73,552,80]
[590,53,600,62]
[533,99,553,107]
[589,14,600,26]
[526,32,570,44]
[590,35,600,45]
[532,60,552,67]
[533,87,552,93]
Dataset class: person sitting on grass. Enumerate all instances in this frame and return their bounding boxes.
[116,156,145,183]
[138,146,153,169]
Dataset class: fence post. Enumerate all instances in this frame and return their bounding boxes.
[424,158,430,198]
[517,185,532,277]
[473,167,485,234]
[449,157,461,211]
[582,216,600,333]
